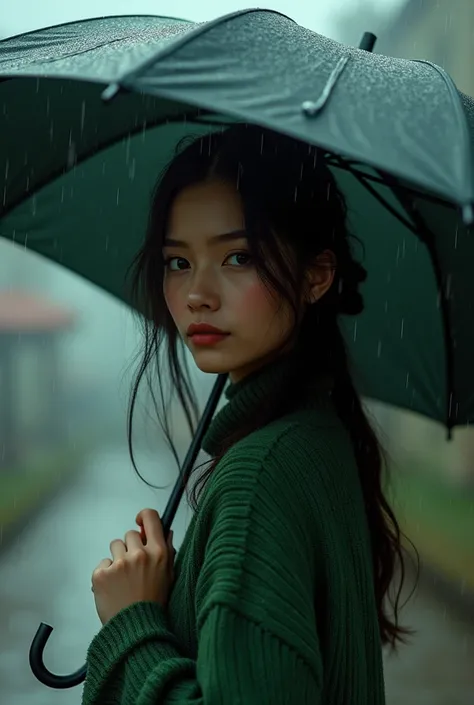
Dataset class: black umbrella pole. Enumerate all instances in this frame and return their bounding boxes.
[29,373,228,689]
[161,373,228,533]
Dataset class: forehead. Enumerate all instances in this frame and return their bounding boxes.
[166,180,245,242]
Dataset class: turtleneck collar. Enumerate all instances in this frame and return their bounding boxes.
[201,350,334,457]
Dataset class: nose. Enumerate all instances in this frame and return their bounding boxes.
[186,269,220,311]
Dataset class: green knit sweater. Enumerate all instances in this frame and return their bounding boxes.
[82,353,386,704]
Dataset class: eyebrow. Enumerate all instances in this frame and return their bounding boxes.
[163,229,247,248]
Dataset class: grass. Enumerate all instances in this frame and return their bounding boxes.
[388,463,474,591]
[0,437,94,529]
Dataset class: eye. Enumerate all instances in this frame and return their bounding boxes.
[163,256,189,272]
[163,251,252,271]
[224,251,252,267]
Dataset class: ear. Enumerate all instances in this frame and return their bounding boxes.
[304,249,336,305]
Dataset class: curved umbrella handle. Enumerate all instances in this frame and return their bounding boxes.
[29,623,87,688]
[28,373,228,688]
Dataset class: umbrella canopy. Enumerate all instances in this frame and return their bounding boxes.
[1,9,474,433]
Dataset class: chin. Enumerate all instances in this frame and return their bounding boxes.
[190,346,244,375]
[192,356,232,375]
[191,348,266,381]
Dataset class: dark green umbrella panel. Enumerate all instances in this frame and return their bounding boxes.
[1,10,474,431]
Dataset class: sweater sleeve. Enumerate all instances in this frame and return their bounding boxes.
[82,427,324,705]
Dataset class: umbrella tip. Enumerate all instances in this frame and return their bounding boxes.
[462,203,474,226]
[358,32,377,53]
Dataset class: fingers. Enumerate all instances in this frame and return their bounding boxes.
[135,508,175,557]
[110,539,126,559]
[124,530,144,551]
[135,508,156,525]
[92,557,113,587]
[136,509,165,547]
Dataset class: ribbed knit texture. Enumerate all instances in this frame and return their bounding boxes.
[82,352,386,704]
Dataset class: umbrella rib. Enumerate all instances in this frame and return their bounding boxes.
[374,168,455,438]
[301,56,351,118]
[331,155,418,235]
[101,8,296,102]
[332,154,456,437]
[338,160,455,209]
[413,60,474,214]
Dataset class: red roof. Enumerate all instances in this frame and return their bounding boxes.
[0,291,76,331]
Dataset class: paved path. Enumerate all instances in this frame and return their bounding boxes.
[383,563,474,705]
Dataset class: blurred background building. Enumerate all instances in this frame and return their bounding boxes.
[0,292,76,468]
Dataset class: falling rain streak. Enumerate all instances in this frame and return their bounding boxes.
[80,101,86,134]
[67,143,76,170]
[125,135,131,165]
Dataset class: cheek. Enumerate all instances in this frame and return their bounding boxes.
[236,278,293,335]
[236,279,275,316]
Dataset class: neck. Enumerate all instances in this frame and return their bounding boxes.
[202,348,334,457]
[228,339,298,384]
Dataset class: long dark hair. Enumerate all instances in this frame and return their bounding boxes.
[126,123,419,653]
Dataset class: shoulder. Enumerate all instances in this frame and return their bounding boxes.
[214,404,350,479]
[203,405,354,521]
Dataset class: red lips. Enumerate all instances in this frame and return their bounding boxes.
[187,323,229,336]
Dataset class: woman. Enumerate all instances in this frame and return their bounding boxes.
[84,124,418,705]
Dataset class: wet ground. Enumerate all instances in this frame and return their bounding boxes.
[383,567,474,705]
[0,443,473,704]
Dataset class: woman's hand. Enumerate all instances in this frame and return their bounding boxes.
[91,508,176,626]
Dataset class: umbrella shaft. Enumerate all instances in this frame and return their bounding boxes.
[161,373,228,534]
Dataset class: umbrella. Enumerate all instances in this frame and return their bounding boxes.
[0,8,473,689]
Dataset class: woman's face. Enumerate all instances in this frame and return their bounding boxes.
[163,179,333,383]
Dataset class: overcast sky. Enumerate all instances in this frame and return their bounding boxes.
[1,0,406,40]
